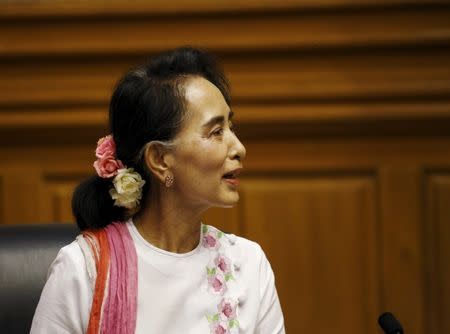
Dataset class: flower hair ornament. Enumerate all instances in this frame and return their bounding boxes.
[93,135,145,209]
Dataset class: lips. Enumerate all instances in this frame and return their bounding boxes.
[222,168,242,179]
[222,168,242,187]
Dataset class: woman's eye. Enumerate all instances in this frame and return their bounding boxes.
[212,128,224,136]
[211,122,235,137]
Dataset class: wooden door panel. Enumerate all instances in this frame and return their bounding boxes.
[425,172,450,334]
[240,176,379,334]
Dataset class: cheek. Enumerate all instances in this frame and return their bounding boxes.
[178,139,226,177]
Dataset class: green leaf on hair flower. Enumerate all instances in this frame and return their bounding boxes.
[225,273,234,281]
[202,225,208,234]
[206,267,216,276]
[217,231,223,238]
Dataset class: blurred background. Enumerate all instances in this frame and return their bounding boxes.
[1,0,450,333]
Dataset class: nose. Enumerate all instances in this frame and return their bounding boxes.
[229,131,246,162]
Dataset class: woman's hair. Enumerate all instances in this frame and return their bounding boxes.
[72,47,230,230]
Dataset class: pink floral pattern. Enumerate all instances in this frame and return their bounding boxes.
[218,298,238,320]
[208,273,227,295]
[203,225,240,333]
[210,321,230,334]
[215,254,232,275]
[203,232,221,250]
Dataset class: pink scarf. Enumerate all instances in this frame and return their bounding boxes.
[77,221,138,334]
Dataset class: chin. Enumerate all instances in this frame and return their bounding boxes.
[218,193,240,208]
[220,202,237,209]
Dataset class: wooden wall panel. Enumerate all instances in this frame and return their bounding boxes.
[0,166,46,225]
[379,166,426,333]
[425,172,450,334]
[2,0,449,18]
[1,1,450,333]
[1,6,449,56]
[0,146,92,225]
[239,176,378,334]
[41,173,90,223]
[202,206,241,235]
[0,175,3,224]
[2,50,450,106]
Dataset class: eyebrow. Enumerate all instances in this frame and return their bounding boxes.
[202,110,234,129]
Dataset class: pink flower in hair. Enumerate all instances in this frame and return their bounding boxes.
[95,135,117,160]
[94,157,124,178]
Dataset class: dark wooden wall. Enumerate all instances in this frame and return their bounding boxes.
[1,1,450,333]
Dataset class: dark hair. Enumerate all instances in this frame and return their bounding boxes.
[72,47,230,230]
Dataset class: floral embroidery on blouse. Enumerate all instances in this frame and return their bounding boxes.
[202,225,240,333]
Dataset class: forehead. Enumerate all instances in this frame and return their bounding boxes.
[181,76,230,128]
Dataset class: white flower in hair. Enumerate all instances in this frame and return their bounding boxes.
[109,168,146,209]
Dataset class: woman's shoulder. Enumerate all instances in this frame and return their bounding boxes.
[54,239,84,264]
[31,239,92,334]
[46,239,87,277]
[202,224,267,266]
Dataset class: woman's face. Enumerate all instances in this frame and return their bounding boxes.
[168,76,246,210]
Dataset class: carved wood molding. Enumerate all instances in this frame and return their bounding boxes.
[1,0,448,19]
[2,102,450,141]
[0,1,449,141]
[1,6,449,57]
[1,50,449,105]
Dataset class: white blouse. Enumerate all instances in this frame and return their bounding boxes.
[31,221,285,334]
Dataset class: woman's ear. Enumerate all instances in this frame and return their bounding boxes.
[143,142,173,184]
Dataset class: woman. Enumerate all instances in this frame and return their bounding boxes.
[31,47,285,334]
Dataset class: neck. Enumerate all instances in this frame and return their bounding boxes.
[133,185,206,254]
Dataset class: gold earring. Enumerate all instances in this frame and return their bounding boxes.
[165,175,174,187]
